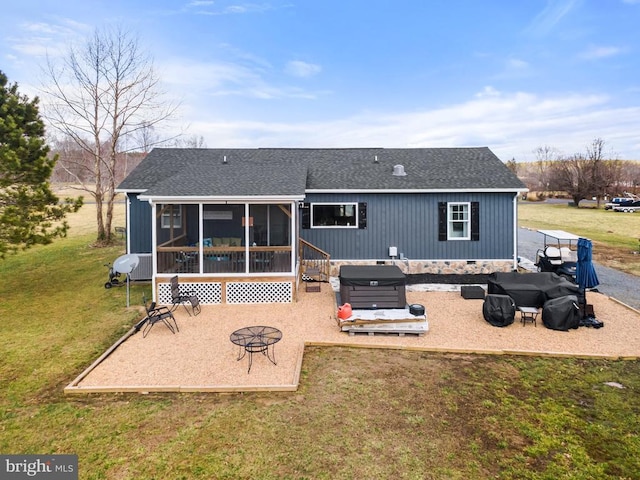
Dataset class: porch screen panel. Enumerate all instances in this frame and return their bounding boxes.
[202,204,245,274]
[249,204,292,273]
[156,204,200,274]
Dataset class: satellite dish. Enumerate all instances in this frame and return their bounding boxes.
[113,254,140,274]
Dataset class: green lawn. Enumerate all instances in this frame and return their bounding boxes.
[519,201,640,275]
[0,207,639,479]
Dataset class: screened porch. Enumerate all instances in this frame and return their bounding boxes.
[154,202,295,276]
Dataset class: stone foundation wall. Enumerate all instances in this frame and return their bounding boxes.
[330,260,514,277]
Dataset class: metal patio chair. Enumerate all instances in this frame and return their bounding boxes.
[141,296,179,338]
[170,275,201,316]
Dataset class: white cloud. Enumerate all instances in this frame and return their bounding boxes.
[8,19,91,59]
[181,87,640,161]
[525,0,581,36]
[187,2,276,15]
[475,86,501,98]
[159,58,325,100]
[284,60,322,78]
[507,58,529,70]
[579,45,624,60]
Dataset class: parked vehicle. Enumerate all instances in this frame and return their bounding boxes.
[534,230,578,282]
[613,202,640,213]
[605,192,640,210]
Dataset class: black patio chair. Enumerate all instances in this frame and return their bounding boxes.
[140,296,179,338]
[170,275,201,316]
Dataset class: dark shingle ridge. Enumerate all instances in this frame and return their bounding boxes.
[117,147,526,196]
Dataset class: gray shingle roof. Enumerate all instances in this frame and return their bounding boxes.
[117,147,525,198]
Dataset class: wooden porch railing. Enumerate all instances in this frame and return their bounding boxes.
[298,238,331,286]
[157,246,292,274]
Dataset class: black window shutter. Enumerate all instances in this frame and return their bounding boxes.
[358,202,367,229]
[438,202,447,241]
[301,203,310,229]
[471,202,480,241]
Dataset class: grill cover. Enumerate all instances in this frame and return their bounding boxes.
[542,295,581,331]
[482,294,516,327]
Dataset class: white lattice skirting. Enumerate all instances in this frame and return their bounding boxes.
[158,282,222,305]
[157,281,292,305]
[227,282,292,304]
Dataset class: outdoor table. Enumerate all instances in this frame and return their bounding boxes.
[230,326,282,373]
[518,306,539,327]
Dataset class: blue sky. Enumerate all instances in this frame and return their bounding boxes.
[2,0,640,161]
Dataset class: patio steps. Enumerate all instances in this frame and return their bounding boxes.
[304,267,322,292]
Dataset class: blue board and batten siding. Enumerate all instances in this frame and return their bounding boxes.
[128,193,153,253]
[300,192,516,261]
[127,191,517,262]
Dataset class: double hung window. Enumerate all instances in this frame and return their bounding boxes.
[448,202,470,240]
[160,205,182,229]
[438,201,478,241]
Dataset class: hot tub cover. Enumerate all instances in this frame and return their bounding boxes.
[339,265,406,287]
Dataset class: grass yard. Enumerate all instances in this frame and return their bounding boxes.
[0,199,639,479]
[519,201,640,276]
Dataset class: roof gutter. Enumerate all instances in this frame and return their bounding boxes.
[137,194,305,203]
[115,188,147,194]
[306,188,528,194]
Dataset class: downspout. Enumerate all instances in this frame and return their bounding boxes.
[199,203,204,274]
[125,195,131,254]
[292,201,298,277]
[513,193,519,271]
[150,201,158,302]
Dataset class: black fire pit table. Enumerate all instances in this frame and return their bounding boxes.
[230,326,282,373]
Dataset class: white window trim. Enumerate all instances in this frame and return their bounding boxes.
[310,202,358,229]
[447,202,470,240]
[161,205,182,229]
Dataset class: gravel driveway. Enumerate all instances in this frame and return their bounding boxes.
[518,227,640,311]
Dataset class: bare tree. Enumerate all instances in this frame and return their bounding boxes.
[586,138,608,207]
[549,154,592,205]
[533,145,560,192]
[174,134,207,148]
[618,161,640,195]
[134,121,159,154]
[547,139,620,206]
[41,26,178,244]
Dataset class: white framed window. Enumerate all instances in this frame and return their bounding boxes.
[448,202,470,240]
[311,203,358,228]
[160,205,182,229]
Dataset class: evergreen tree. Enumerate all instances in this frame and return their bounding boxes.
[0,70,82,257]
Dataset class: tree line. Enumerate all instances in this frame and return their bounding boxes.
[507,139,640,206]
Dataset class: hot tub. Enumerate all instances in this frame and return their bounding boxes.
[339,265,407,309]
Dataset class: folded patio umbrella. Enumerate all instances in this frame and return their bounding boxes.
[576,238,600,321]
